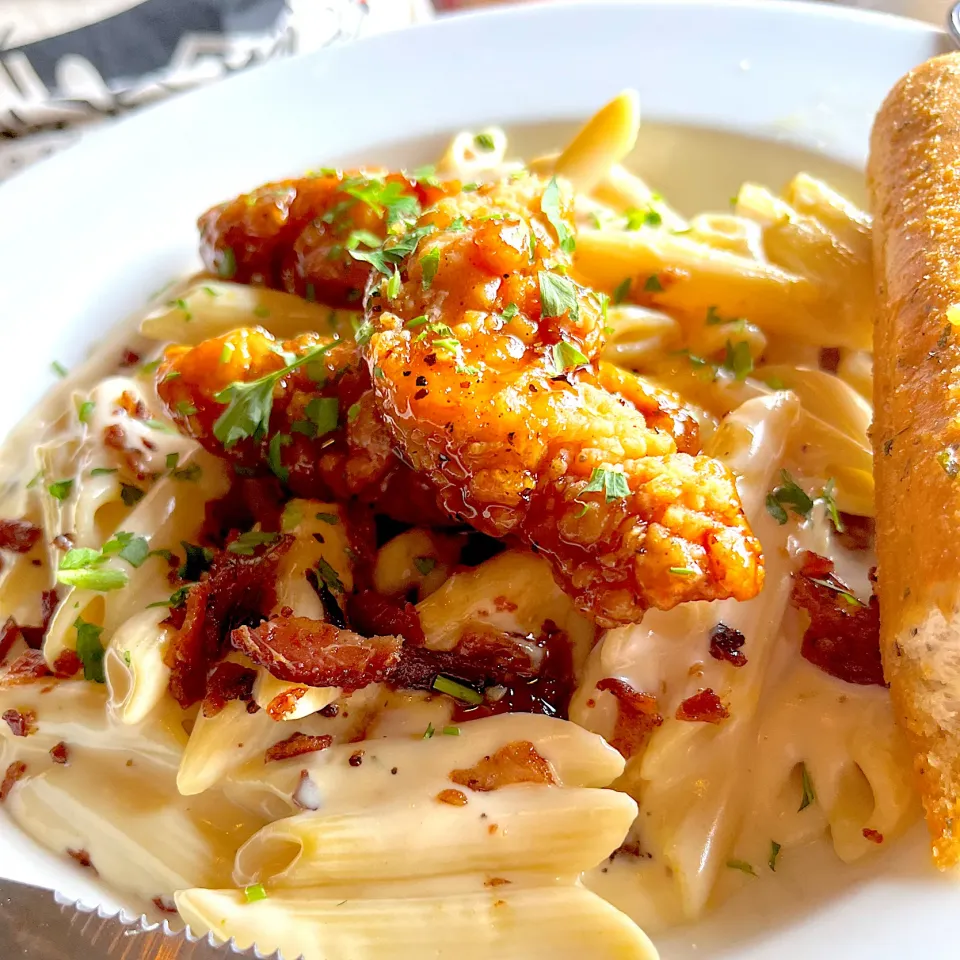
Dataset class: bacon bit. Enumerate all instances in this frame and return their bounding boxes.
[165,539,291,708]
[2,708,36,737]
[266,686,306,721]
[265,732,333,763]
[320,702,339,718]
[791,551,884,686]
[709,622,747,667]
[67,848,94,870]
[835,514,874,552]
[52,650,82,679]
[348,750,364,767]
[450,741,557,792]
[862,828,884,844]
[152,896,177,914]
[120,348,141,368]
[0,618,20,663]
[51,534,75,552]
[2,650,52,685]
[347,590,425,645]
[437,788,469,806]
[49,742,69,765]
[488,823,499,835]
[21,589,60,649]
[596,677,663,758]
[0,761,26,801]
[675,688,729,723]
[202,661,257,718]
[818,347,841,373]
[494,596,518,613]
[485,877,511,887]
[233,616,403,691]
[0,519,41,553]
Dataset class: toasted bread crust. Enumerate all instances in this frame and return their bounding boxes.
[869,53,960,867]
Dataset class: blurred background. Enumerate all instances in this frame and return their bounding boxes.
[0,0,950,180]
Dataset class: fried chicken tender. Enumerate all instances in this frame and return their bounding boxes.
[156,327,443,523]
[198,170,456,308]
[361,174,762,624]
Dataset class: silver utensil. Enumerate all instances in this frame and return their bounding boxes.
[948,0,960,46]
[0,878,281,959]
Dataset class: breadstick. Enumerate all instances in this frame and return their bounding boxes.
[870,52,960,867]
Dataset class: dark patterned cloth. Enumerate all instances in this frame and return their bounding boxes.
[0,0,371,178]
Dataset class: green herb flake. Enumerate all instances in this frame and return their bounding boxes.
[768,841,781,872]
[170,297,192,321]
[669,567,696,576]
[267,433,291,483]
[448,216,466,232]
[501,303,519,321]
[317,557,345,594]
[219,342,235,365]
[203,285,219,297]
[583,466,630,503]
[178,541,214,580]
[765,375,786,390]
[147,585,191,610]
[414,556,436,576]
[798,762,816,812]
[102,531,151,568]
[721,340,754,381]
[807,577,865,607]
[213,341,335,448]
[120,484,144,508]
[541,177,576,254]
[144,419,177,434]
[48,479,73,501]
[420,248,441,290]
[474,132,495,151]
[612,277,632,305]
[538,272,580,321]
[227,531,280,556]
[281,501,303,533]
[57,557,128,592]
[819,479,845,533]
[244,883,268,904]
[51,361,68,378]
[386,266,401,300]
[766,470,814,525]
[726,859,757,877]
[432,675,484,705]
[644,275,663,293]
[705,305,725,325]
[550,340,588,375]
[90,467,118,477]
[217,247,237,280]
[422,722,435,740]
[624,206,662,230]
[77,401,95,424]
[442,725,461,736]
[75,617,106,683]
[315,512,339,525]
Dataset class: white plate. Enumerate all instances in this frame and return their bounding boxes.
[0,1,954,956]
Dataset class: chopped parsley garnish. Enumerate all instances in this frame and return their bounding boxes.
[167,453,180,471]
[765,470,813,525]
[77,401,95,424]
[721,340,753,381]
[349,224,436,276]
[344,177,420,226]
[227,531,280,556]
[768,841,781,871]
[406,315,429,329]
[432,675,484,705]
[48,479,73,501]
[422,722,435,740]
[144,419,176,434]
[346,229,381,251]
[176,401,198,417]
[305,283,317,303]
[90,467,118,477]
[538,272,580,321]
[448,216,466,232]
[178,541,214,580]
[420,248,441,289]
[807,577,865,607]
[315,512,339,525]
[297,396,339,439]
[57,548,129,592]
[474,132,495,151]
[549,340,588,375]
[172,463,202,483]
[170,297,192,321]
[267,433,291,482]
[705,305,727,325]
[146,585,191,610]
[612,277,632,305]
[102,531,150,568]
[583,466,630,502]
[669,567,696,576]
[217,247,237,280]
[541,177,576,254]
[644,275,663,293]
[411,164,441,187]
[624,206,662,230]
[726,859,757,877]
[244,883,268,904]
[414,556,436,576]
[819,478,844,532]
[347,402,361,423]
[501,303,519,320]
[203,286,219,297]
[798,762,816,811]
[353,319,375,347]
[316,557,344,594]
[51,361,68,378]
[765,375,786,390]
[938,447,960,478]
[213,341,335,449]
[280,502,303,532]
[74,617,106,683]
[443,725,461,736]
[386,266,401,300]
[120,484,144,508]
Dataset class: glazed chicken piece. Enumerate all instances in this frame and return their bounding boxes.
[361,173,763,625]
[198,170,456,308]
[156,327,443,524]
